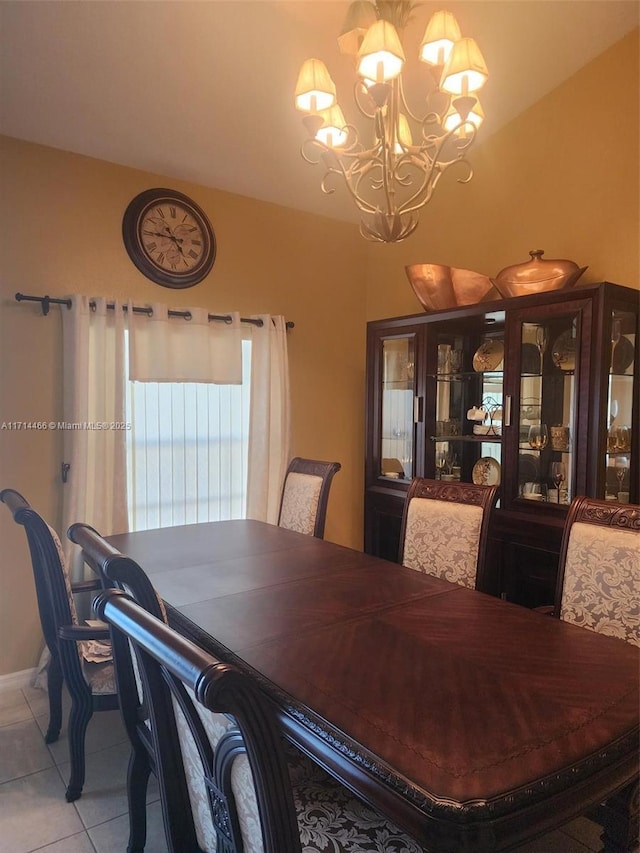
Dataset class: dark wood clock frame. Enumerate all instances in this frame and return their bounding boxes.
[122,188,216,289]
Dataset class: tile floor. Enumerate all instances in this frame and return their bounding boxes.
[0,684,605,852]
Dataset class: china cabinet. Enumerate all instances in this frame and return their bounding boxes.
[365,281,639,605]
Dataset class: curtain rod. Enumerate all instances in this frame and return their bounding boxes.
[14,293,294,329]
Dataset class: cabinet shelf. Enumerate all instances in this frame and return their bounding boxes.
[433,434,502,443]
[430,371,503,382]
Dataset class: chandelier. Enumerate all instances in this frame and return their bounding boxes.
[294,1,489,243]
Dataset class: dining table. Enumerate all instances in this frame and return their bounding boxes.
[105,519,640,852]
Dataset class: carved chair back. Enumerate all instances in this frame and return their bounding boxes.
[398,478,498,590]
[97,587,302,853]
[277,456,341,538]
[0,489,117,801]
[554,496,640,646]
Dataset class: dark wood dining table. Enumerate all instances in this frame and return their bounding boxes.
[105,519,639,852]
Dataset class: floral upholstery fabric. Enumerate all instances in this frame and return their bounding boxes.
[81,659,117,694]
[47,523,79,624]
[47,523,114,670]
[295,775,423,853]
[279,472,323,535]
[402,498,483,589]
[173,693,262,853]
[173,696,423,853]
[561,521,640,646]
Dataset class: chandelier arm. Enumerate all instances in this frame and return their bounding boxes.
[380,93,397,216]
[353,80,378,120]
[318,157,385,214]
[390,120,476,214]
[328,153,384,215]
[396,74,442,125]
[398,157,474,217]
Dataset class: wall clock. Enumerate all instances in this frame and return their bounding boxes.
[122,188,216,288]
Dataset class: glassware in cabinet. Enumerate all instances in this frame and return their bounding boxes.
[380,336,416,480]
[515,315,579,507]
[427,320,504,489]
[604,308,636,503]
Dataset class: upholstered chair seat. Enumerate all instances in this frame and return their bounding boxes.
[278,457,341,539]
[398,478,498,591]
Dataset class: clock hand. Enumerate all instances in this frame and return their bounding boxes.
[151,231,184,246]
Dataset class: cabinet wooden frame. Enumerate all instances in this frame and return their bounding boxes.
[364,282,639,606]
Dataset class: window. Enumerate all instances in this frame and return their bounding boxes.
[125,340,251,531]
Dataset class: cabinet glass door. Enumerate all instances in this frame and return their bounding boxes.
[516,316,578,506]
[429,320,504,489]
[605,309,636,502]
[380,336,415,481]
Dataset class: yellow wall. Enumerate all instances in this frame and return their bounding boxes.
[365,29,640,320]
[0,136,367,675]
[1,29,638,676]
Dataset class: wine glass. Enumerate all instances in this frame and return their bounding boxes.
[528,424,548,450]
[551,462,566,503]
[535,326,547,375]
[616,457,628,491]
[435,450,447,479]
[609,398,619,427]
[617,426,631,452]
[610,318,621,373]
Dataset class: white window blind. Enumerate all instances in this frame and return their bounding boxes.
[125,340,251,531]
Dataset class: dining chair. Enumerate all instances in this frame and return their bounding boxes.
[74,523,422,853]
[553,495,640,646]
[548,496,640,853]
[0,488,118,802]
[68,522,169,852]
[277,456,341,538]
[398,477,498,590]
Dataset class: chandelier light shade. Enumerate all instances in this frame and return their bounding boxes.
[294,58,336,112]
[316,105,349,147]
[441,37,489,95]
[338,1,378,55]
[419,10,461,66]
[357,19,406,82]
[295,1,489,242]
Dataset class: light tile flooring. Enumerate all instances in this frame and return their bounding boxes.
[1,684,606,853]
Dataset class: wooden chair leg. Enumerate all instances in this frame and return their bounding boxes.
[65,697,93,802]
[44,654,63,744]
[126,747,151,853]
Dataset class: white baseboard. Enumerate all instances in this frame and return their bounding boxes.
[0,668,37,693]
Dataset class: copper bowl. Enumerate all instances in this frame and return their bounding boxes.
[405,264,500,312]
[491,250,587,299]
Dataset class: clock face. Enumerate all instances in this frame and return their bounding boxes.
[123,189,216,288]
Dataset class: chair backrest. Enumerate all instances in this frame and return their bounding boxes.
[96,587,302,853]
[554,496,640,646]
[398,478,498,590]
[277,456,341,538]
[68,522,166,621]
[1,488,80,658]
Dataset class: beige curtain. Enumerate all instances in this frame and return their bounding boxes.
[128,304,242,383]
[246,315,291,524]
[61,295,129,580]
